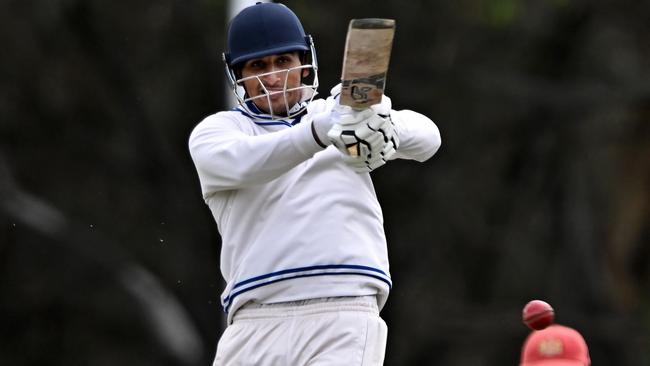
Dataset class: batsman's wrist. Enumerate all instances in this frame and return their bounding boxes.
[310,111,335,148]
[311,121,328,148]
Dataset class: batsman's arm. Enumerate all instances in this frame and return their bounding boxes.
[390,109,441,162]
[188,113,321,193]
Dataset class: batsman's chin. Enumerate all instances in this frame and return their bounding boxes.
[268,101,298,116]
[250,89,298,110]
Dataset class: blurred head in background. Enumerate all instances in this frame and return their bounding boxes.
[520,324,591,366]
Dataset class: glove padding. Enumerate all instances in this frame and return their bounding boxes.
[327,106,399,173]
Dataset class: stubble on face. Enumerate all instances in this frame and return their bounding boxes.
[240,53,306,115]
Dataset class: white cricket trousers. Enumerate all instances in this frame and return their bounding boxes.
[212,296,388,366]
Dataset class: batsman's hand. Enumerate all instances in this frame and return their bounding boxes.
[327,102,399,173]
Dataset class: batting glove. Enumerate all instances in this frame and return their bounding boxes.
[327,107,399,173]
[309,100,356,148]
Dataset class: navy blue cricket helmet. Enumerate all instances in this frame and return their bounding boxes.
[224,2,311,66]
[222,2,319,120]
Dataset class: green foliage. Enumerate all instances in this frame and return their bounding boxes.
[483,0,519,27]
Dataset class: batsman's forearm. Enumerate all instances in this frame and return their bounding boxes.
[391,109,441,162]
[189,116,321,193]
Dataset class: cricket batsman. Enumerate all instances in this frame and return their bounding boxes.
[188,3,441,365]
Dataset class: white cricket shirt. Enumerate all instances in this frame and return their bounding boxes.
[189,96,440,324]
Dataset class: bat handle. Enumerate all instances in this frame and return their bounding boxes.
[347,144,359,157]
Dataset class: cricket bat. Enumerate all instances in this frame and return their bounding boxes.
[340,18,396,156]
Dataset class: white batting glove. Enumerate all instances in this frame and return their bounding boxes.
[309,98,362,148]
[329,83,343,101]
[370,93,392,116]
[327,107,400,173]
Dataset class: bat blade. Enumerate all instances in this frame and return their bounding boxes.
[339,18,395,156]
[340,18,395,110]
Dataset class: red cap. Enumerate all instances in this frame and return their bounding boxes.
[520,325,590,366]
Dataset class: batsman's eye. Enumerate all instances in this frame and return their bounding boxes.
[276,56,292,67]
[248,60,265,70]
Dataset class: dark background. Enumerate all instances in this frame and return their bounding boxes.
[1,0,649,365]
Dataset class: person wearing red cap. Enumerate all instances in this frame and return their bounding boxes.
[520,324,591,366]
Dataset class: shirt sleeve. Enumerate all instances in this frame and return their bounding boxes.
[188,112,322,194]
[390,109,442,162]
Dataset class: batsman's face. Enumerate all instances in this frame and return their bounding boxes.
[240,52,308,115]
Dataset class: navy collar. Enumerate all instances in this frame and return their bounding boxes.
[233,101,307,127]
